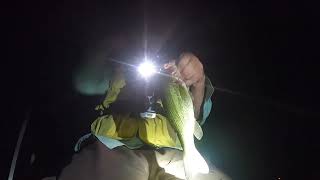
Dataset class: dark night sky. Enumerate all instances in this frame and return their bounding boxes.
[2,0,320,180]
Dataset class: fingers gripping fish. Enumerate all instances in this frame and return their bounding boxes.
[161,63,209,179]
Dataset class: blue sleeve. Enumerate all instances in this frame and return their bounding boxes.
[198,76,214,125]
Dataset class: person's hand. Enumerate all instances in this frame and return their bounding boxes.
[163,52,205,88]
[176,52,205,88]
[164,52,206,119]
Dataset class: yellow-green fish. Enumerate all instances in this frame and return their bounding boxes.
[161,76,209,179]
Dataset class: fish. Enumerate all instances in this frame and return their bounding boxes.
[161,67,209,179]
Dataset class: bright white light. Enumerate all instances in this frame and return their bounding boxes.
[138,61,156,78]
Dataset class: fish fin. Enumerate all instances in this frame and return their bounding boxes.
[193,121,203,140]
[183,145,209,180]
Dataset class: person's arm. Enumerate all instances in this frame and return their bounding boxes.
[175,52,213,122]
[190,74,205,119]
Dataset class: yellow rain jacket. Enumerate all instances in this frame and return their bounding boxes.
[91,68,182,149]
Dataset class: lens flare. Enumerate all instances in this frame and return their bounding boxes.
[138,61,156,78]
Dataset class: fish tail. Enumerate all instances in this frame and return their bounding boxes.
[183,144,209,179]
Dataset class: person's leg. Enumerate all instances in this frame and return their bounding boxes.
[143,148,181,180]
[154,148,185,179]
[154,148,232,180]
[192,168,232,180]
[59,140,149,180]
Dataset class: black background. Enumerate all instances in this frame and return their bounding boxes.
[2,0,320,179]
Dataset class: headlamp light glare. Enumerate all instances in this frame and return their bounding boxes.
[138,61,156,78]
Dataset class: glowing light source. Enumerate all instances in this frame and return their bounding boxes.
[138,61,157,78]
